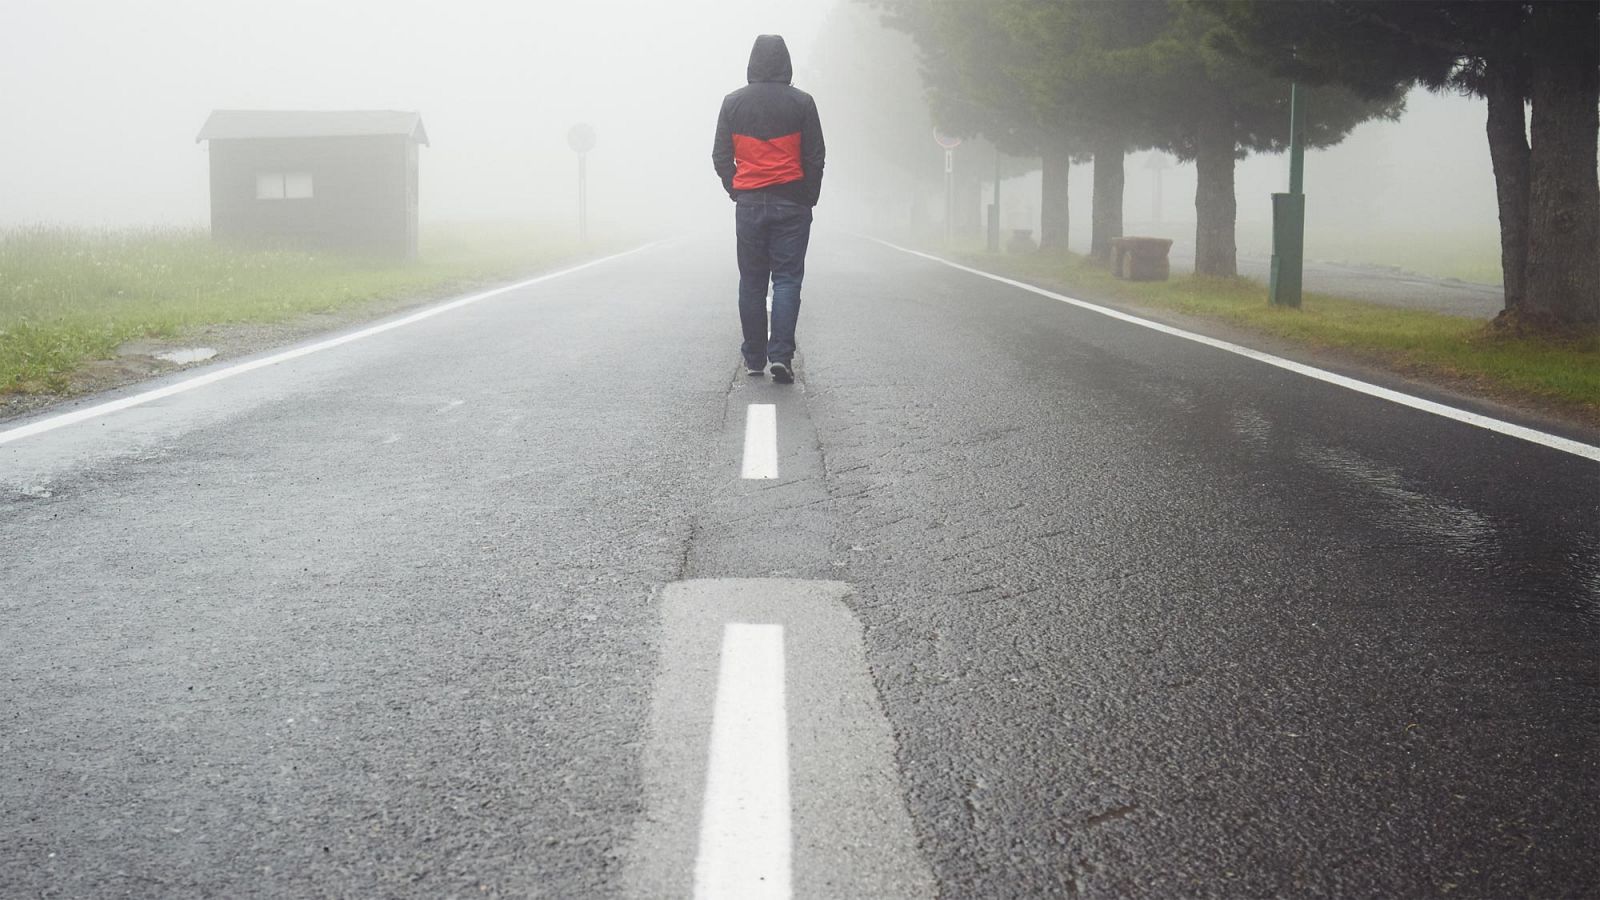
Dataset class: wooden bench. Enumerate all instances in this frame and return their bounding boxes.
[1110,236,1173,281]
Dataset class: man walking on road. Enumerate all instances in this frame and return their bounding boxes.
[712,34,825,384]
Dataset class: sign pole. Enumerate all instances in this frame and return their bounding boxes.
[988,145,1001,253]
[934,130,962,246]
[578,152,588,244]
[567,122,597,246]
[944,150,954,244]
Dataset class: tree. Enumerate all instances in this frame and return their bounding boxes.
[992,1,1171,261]
[1212,0,1598,328]
[872,0,1085,249]
[807,2,948,236]
[994,1,1401,276]
[1138,3,1406,276]
[1523,2,1599,328]
[877,0,1403,278]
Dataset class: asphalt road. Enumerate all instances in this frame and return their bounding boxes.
[3,233,1596,898]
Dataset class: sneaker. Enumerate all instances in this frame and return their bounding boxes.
[744,360,765,376]
[769,360,794,384]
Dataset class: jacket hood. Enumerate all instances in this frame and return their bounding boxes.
[747,34,792,84]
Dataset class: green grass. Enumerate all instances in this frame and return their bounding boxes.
[1124,220,1505,285]
[0,224,592,394]
[1302,228,1503,286]
[951,247,1599,419]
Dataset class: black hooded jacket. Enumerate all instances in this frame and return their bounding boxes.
[711,35,825,207]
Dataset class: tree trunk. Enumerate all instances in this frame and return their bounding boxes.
[1523,1,1600,328]
[1039,147,1071,252]
[1193,114,1237,277]
[1089,133,1125,264]
[1483,62,1530,316]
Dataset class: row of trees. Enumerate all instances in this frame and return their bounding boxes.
[871,0,1598,329]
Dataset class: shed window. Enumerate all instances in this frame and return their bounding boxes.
[255,173,283,200]
[256,172,314,200]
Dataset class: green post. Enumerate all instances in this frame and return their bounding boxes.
[1269,82,1306,308]
[1288,82,1305,194]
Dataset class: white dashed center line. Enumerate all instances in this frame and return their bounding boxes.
[621,581,934,898]
[741,404,778,480]
[694,623,791,900]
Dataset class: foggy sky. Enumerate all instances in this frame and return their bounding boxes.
[3,0,1501,255]
[0,0,833,232]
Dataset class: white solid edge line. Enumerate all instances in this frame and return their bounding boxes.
[873,238,1600,464]
[742,403,779,480]
[694,623,792,900]
[0,243,660,447]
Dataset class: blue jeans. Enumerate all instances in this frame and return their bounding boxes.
[735,194,813,366]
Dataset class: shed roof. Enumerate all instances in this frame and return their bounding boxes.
[196,110,428,145]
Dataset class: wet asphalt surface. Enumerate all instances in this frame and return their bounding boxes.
[3,233,1597,898]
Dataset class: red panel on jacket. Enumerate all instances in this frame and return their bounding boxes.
[732,132,803,191]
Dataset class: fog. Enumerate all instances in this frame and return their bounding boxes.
[2,0,1504,278]
[1073,89,1501,264]
[0,0,833,234]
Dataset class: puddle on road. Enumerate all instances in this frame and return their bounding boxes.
[156,347,218,365]
[1229,406,1273,447]
[1296,440,1600,627]
[1571,547,1600,627]
[1296,442,1496,554]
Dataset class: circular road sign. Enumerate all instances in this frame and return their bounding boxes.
[568,123,596,154]
[933,129,962,150]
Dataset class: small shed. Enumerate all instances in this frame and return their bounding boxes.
[196,110,428,259]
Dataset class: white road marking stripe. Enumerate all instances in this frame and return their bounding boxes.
[0,244,657,447]
[874,239,1600,463]
[694,623,791,900]
[742,404,778,479]
[622,580,935,898]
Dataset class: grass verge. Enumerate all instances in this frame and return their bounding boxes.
[948,247,1599,426]
[0,224,597,395]
[1218,221,1505,285]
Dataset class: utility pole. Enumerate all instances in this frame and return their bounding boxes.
[1269,84,1306,307]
